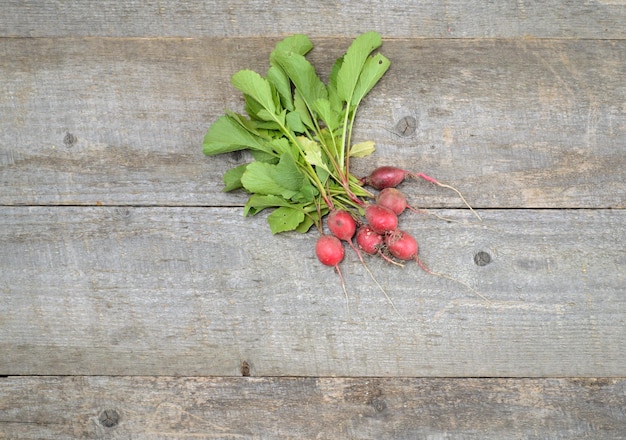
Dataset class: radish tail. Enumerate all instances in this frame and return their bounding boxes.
[334,265,350,316]
[434,182,482,222]
[415,257,490,303]
[411,172,482,221]
[378,250,405,267]
[349,240,406,321]
[406,204,464,224]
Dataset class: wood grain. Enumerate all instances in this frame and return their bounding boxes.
[0,376,624,439]
[2,0,626,39]
[1,206,624,377]
[2,1,625,437]
[2,38,625,208]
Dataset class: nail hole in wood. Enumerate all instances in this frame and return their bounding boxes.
[240,360,251,377]
[63,132,77,148]
[474,251,492,266]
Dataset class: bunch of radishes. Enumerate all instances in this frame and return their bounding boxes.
[316,165,481,277]
[201,31,486,307]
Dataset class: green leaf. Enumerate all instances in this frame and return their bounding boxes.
[290,179,318,203]
[349,140,376,158]
[327,56,345,114]
[226,111,266,137]
[337,31,382,103]
[231,70,276,117]
[250,149,278,163]
[293,90,315,131]
[267,207,306,234]
[270,34,313,60]
[273,153,306,192]
[240,152,306,200]
[298,137,331,173]
[203,115,273,156]
[351,53,390,106]
[272,51,328,113]
[267,65,294,111]
[312,98,340,135]
[222,163,248,192]
[299,137,331,185]
[268,35,314,113]
[241,161,298,199]
[244,194,292,216]
[285,111,306,133]
[294,213,316,233]
[269,138,292,156]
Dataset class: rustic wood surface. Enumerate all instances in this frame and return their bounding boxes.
[1,376,625,439]
[2,0,626,39]
[2,37,625,208]
[1,0,625,437]
[1,207,624,377]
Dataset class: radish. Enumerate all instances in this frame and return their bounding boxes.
[356,225,404,267]
[355,225,383,255]
[376,187,408,215]
[384,229,418,261]
[364,166,481,221]
[327,209,368,266]
[365,204,398,235]
[363,166,406,190]
[327,210,357,242]
[315,234,344,266]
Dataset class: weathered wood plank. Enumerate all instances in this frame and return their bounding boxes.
[0,376,624,439]
[2,0,626,39]
[1,206,624,377]
[2,38,625,208]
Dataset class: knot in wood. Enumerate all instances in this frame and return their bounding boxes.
[395,116,417,137]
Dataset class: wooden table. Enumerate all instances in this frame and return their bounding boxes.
[1,1,625,438]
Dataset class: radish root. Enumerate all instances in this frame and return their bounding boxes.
[416,257,490,303]
[349,240,407,321]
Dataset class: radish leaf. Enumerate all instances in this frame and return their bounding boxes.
[351,53,390,106]
[337,31,382,104]
[267,207,305,234]
[203,115,273,156]
[231,70,277,117]
[241,162,298,199]
[349,141,376,158]
[222,163,248,192]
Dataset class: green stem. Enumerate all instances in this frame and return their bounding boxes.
[344,104,360,177]
[273,118,334,209]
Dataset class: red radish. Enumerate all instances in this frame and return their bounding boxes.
[327,209,368,265]
[385,230,418,261]
[327,210,357,241]
[357,225,404,267]
[315,235,344,266]
[365,204,398,235]
[376,187,408,215]
[364,166,406,190]
[364,166,482,221]
[355,225,383,255]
